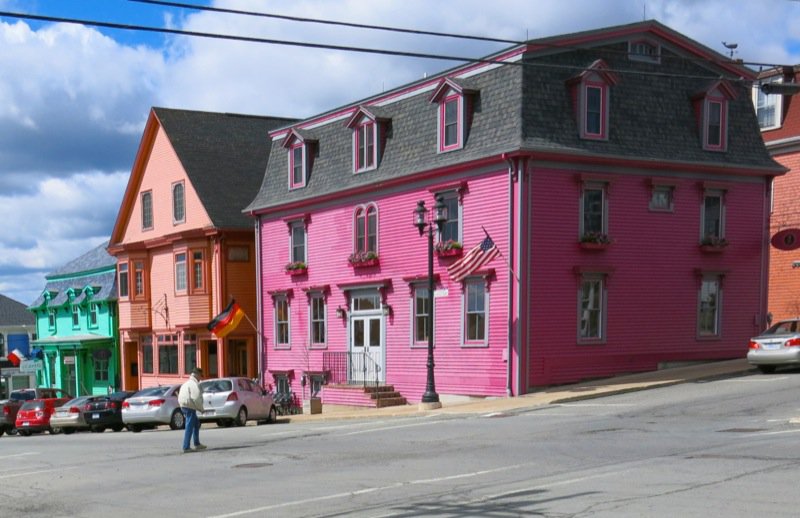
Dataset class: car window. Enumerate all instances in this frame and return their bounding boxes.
[767,321,800,334]
[21,401,44,410]
[200,380,232,393]
[11,390,35,401]
[134,387,169,397]
[62,396,90,407]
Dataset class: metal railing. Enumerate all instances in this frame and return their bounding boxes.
[323,351,381,388]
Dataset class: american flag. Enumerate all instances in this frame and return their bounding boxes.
[447,236,499,283]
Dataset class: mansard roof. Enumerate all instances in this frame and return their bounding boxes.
[246,20,783,214]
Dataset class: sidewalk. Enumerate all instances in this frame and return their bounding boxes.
[282,358,753,424]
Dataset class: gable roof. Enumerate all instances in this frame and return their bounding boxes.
[246,20,782,215]
[110,108,297,244]
[0,293,35,325]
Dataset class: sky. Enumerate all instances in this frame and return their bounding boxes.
[1,0,800,306]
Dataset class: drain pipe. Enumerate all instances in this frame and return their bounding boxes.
[502,153,516,397]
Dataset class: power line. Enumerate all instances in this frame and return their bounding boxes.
[129,0,524,45]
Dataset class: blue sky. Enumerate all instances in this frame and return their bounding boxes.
[1,0,800,306]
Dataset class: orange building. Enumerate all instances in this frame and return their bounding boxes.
[108,108,295,390]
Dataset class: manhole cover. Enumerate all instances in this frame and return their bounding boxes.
[233,463,272,469]
[717,428,766,433]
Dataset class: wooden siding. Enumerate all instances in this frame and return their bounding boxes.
[260,169,511,402]
[529,167,768,386]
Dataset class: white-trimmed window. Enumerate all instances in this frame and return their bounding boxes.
[174,252,187,292]
[141,191,153,230]
[158,333,179,375]
[440,94,462,151]
[753,76,782,130]
[584,82,607,138]
[413,286,431,346]
[578,274,606,342]
[705,98,726,150]
[290,221,306,264]
[438,191,461,244]
[289,143,306,189]
[464,279,488,346]
[698,275,722,337]
[580,181,608,239]
[89,302,98,328]
[628,39,660,63]
[310,295,326,347]
[133,260,146,300]
[275,297,290,348]
[355,120,376,172]
[649,184,675,212]
[48,309,56,331]
[701,189,725,243]
[172,181,185,224]
[354,204,378,254]
[71,304,80,328]
[118,262,129,299]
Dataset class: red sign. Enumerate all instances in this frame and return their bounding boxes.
[771,229,800,250]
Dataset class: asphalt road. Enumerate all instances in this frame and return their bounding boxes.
[2,369,799,517]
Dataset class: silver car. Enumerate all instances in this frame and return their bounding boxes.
[198,377,277,427]
[747,318,800,373]
[51,396,101,434]
[121,384,185,432]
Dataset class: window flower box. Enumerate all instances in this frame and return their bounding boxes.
[285,261,307,276]
[435,239,463,258]
[579,232,612,250]
[349,251,379,268]
[700,236,728,253]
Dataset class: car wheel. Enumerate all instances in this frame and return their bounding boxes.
[91,426,105,433]
[19,430,31,437]
[128,424,142,433]
[111,424,124,432]
[235,407,248,427]
[63,428,75,435]
[0,427,5,437]
[267,405,277,424]
[9,428,18,436]
[758,365,777,374]
[49,427,62,434]
[170,410,185,430]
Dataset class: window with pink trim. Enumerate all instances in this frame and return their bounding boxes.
[439,94,462,151]
[289,143,306,189]
[704,98,727,151]
[354,204,378,254]
[583,82,607,139]
[355,121,376,172]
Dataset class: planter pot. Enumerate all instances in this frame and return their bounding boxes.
[350,258,379,268]
[286,268,308,276]
[436,247,463,258]
[579,242,610,250]
[700,245,726,253]
[303,397,322,415]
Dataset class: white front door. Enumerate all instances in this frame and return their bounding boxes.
[349,291,385,383]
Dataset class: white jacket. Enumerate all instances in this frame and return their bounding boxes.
[178,374,203,411]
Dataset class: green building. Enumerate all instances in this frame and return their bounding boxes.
[28,242,119,396]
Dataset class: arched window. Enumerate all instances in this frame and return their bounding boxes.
[172,182,185,223]
[354,204,378,254]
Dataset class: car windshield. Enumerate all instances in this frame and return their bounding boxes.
[134,386,170,397]
[764,321,800,335]
[200,380,233,393]
[20,401,44,410]
[10,390,35,401]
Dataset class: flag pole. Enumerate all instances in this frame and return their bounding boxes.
[482,226,519,282]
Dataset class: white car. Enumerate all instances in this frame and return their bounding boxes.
[198,377,277,427]
[747,318,800,374]
[122,384,184,432]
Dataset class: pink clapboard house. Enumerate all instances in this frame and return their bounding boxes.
[245,21,785,406]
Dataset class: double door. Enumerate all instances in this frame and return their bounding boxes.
[350,315,384,383]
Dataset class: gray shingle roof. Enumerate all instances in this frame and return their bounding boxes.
[246,21,782,213]
[153,108,297,229]
[0,293,35,325]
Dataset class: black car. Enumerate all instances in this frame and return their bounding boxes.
[83,391,137,432]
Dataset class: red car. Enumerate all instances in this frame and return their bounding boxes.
[15,397,71,435]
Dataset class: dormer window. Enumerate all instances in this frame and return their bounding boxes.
[430,77,478,153]
[282,129,317,190]
[693,80,736,152]
[567,60,618,141]
[345,106,390,173]
[628,39,660,63]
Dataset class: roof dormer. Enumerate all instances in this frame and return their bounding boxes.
[692,80,737,152]
[429,77,479,153]
[282,128,318,190]
[345,106,391,173]
[566,59,619,141]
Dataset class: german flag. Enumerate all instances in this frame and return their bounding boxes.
[207,300,245,338]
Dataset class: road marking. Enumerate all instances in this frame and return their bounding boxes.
[720,377,789,382]
[751,429,800,437]
[551,403,637,407]
[0,467,77,479]
[0,452,38,460]
[342,420,446,436]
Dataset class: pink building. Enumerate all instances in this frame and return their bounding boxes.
[246,21,784,406]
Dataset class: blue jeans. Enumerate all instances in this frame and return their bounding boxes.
[181,408,200,450]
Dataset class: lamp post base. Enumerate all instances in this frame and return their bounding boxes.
[418,400,443,411]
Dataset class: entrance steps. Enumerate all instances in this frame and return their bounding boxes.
[323,384,407,408]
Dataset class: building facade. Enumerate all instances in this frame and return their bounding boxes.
[247,21,784,404]
[0,294,36,396]
[108,108,296,390]
[28,242,119,396]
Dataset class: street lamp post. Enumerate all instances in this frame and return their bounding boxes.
[413,195,448,408]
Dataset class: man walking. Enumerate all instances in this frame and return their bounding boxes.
[178,367,207,453]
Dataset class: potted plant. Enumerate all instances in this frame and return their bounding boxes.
[435,239,463,257]
[285,261,308,275]
[700,235,728,252]
[580,231,612,249]
[348,250,379,267]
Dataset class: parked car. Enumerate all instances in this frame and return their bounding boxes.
[1,387,71,436]
[748,318,800,373]
[50,396,102,434]
[198,377,277,427]
[15,396,72,435]
[122,384,184,432]
[83,391,137,432]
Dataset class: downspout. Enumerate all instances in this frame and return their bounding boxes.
[255,216,264,386]
[502,153,516,397]
[515,157,527,395]
[761,177,772,330]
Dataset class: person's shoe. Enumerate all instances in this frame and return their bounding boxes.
[182,448,192,454]
[194,444,207,450]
